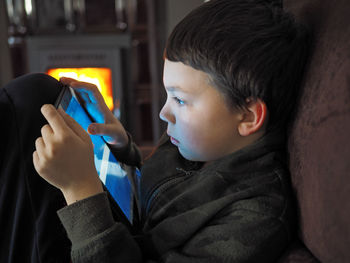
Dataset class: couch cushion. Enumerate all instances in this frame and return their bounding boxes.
[285,0,350,262]
[278,239,319,263]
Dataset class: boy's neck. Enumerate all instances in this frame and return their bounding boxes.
[202,130,265,168]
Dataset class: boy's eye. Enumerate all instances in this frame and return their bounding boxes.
[172,97,186,105]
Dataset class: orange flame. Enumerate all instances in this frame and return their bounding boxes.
[47,67,114,110]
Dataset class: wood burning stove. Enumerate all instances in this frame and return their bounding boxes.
[26,33,131,119]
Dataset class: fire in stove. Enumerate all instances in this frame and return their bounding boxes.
[47,67,114,110]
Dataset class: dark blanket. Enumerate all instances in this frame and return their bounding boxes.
[0,73,71,263]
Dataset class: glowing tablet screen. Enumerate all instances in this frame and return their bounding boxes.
[61,88,134,223]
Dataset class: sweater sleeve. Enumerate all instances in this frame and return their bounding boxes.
[108,132,142,168]
[57,192,142,263]
[58,194,289,263]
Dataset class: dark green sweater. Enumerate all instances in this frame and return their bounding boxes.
[58,131,295,262]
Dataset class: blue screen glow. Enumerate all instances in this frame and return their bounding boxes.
[63,93,134,223]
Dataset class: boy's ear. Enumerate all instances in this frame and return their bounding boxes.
[238,98,267,136]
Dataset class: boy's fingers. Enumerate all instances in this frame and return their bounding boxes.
[88,123,128,146]
[59,77,78,85]
[88,123,105,135]
[33,151,40,171]
[88,123,116,144]
[41,124,54,142]
[41,104,67,134]
[70,82,105,106]
[60,77,105,105]
[88,123,119,137]
[35,137,46,157]
[59,78,100,104]
[57,108,90,142]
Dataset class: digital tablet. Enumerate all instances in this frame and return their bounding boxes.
[54,85,139,228]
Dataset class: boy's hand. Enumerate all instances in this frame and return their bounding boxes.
[60,77,128,149]
[33,104,103,204]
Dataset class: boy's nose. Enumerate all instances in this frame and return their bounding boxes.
[159,104,175,124]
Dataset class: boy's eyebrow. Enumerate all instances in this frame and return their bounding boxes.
[165,86,187,93]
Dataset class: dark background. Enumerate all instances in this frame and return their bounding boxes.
[0,0,203,156]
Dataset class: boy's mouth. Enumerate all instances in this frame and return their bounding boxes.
[168,134,180,145]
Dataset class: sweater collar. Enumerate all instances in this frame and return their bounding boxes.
[194,129,287,175]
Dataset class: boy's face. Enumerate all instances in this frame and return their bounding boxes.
[160,59,245,162]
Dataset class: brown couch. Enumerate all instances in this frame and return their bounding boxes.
[278,0,350,262]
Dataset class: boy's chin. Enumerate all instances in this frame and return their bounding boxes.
[178,146,235,163]
[178,147,205,162]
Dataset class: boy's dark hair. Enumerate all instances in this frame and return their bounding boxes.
[165,0,310,131]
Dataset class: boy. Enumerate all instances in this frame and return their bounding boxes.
[33,0,310,262]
